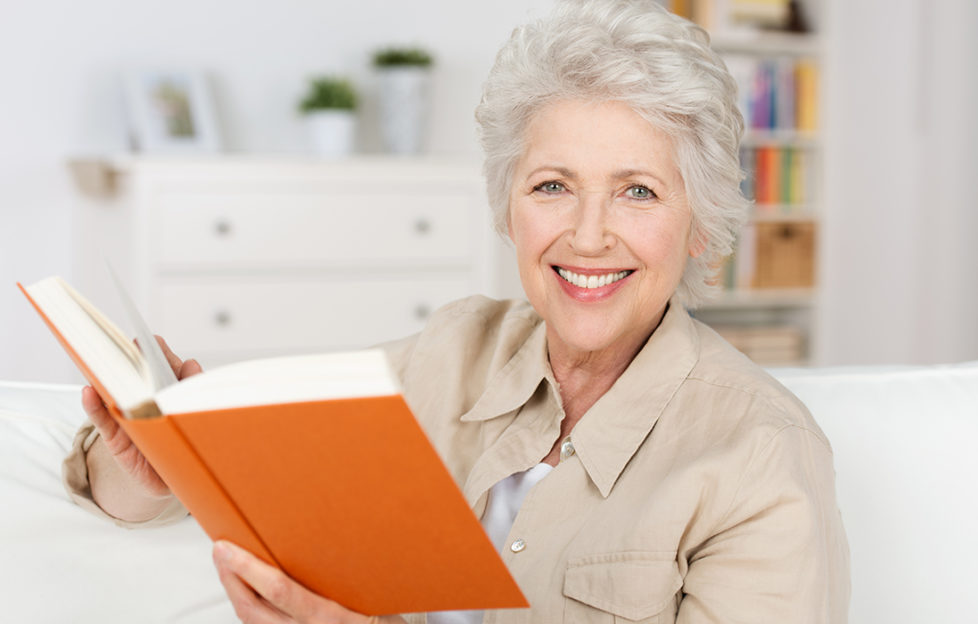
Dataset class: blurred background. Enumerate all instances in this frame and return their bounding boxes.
[2,0,976,383]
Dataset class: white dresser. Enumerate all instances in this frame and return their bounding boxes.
[72,156,506,369]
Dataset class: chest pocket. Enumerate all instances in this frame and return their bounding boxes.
[562,552,682,623]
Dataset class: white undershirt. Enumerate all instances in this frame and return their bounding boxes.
[427,463,554,624]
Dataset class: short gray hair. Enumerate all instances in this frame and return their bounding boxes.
[475,0,750,307]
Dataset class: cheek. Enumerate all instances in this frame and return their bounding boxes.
[630,216,693,268]
[509,203,550,258]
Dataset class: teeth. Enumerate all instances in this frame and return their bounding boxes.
[556,268,631,289]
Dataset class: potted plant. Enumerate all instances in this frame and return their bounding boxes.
[372,47,434,154]
[298,76,358,156]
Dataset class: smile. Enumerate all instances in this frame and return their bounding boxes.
[554,267,634,289]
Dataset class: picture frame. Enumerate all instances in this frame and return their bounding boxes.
[123,70,222,153]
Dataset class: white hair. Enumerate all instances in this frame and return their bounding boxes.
[475,0,750,307]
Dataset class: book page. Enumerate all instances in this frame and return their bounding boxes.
[107,262,178,392]
[25,277,152,409]
[154,349,400,414]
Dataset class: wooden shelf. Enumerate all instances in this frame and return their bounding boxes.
[742,130,819,148]
[711,31,820,56]
[699,288,816,310]
[750,206,818,222]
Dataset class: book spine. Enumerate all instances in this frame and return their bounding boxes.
[740,147,756,201]
[119,416,279,568]
[796,59,818,133]
[780,147,793,208]
[778,57,797,131]
[791,148,806,205]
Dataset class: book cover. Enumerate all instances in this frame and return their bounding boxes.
[18,278,528,616]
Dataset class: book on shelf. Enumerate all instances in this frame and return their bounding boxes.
[711,324,806,365]
[18,276,527,616]
[740,145,810,212]
[724,54,818,133]
[673,0,808,35]
[721,220,815,291]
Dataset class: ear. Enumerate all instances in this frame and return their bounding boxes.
[506,206,515,241]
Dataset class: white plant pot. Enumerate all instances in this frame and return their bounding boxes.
[378,67,431,155]
[306,110,356,157]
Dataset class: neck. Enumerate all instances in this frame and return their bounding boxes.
[547,303,668,400]
[539,304,669,465]
[546,321,656,426]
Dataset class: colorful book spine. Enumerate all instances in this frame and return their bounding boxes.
[727,55,818,133]
[780,148,793,205]
[796,59,818,132]
[740,146,808,209]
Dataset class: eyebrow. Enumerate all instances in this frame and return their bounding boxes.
[525,165,575,180]
[525,165,667,186]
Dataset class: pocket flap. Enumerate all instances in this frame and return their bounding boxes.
[563,553,682,621]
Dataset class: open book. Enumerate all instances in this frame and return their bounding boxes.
[18,276,527,615]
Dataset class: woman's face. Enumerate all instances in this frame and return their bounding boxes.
[508,99,698,361]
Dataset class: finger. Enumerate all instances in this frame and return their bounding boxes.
[215,558,291,624]
[214,541,346,623]
[81,386,117,433]
[80,384,105,413]
[178,358,203,380]
[154,335,185,376]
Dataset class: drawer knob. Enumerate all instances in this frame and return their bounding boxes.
[413,304,431,321]
[214,310,232,327]
[413,218,431,235]
[214,219,233,237]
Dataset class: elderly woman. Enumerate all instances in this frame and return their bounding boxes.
[66,0,850,622]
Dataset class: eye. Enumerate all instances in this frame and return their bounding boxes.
[625,185,656,200]
[534,181,566,194]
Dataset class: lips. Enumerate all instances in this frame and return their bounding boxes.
[551,265,635,299]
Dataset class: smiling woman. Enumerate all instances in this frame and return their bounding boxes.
[64,1,850,623]
[508,100,696,372]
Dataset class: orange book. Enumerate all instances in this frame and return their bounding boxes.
[18,276,527,616]
[755,146,781,206]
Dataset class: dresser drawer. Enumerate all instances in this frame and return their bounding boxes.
[151,274,475,356]
[152,192,478,270]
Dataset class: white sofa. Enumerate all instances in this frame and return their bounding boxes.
[2,362,976,623]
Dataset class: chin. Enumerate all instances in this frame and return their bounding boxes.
[549,316,624,354]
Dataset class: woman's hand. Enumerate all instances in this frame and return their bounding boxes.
[84,335,202,513]
[213,541,407,624]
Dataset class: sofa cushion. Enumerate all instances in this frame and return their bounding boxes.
[773,362,978,624]
[0,381,235,623]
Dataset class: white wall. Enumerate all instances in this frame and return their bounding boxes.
[820,0,978,364]
[2,0,976,382]
[0,0,553,382]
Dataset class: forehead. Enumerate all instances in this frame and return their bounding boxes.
[519,100,678,178]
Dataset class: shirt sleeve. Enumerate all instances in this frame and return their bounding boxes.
[62,420,188,529]
[378,332,420,387]
[678,424,851,623]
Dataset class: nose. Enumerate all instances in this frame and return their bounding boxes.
[570,192,614,255]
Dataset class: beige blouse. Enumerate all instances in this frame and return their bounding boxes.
[65,296,850,623]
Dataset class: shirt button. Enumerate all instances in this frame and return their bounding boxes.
[510,538,526,553]
[560,437,575,462]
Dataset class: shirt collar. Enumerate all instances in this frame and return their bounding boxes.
[571,299,700,497]
[459,319,550,423]
[459,297,700,498]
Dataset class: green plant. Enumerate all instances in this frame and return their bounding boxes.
[298,76,358,112]
[372,47,434,68]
